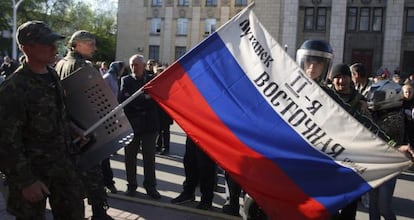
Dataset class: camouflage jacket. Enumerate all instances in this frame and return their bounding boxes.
[0,64,72,188]
[55,50,91,80]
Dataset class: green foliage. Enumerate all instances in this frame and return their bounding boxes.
[0,0,117,62]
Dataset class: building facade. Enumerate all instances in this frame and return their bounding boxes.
[116,0,414,76]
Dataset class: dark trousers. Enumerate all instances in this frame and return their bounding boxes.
[156,125,171,150]
[225,172,242,206]
[331,199,358,220]
[125,132,158,190]
[182,138,217,204]
[101,157,114,187]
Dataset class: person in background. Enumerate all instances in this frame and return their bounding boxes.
[103,61,125,95]
[118,54,161,199]
[0,56,18,79]
[367,67,405,220]
[153,65,174,155]
[144,59,156,77]
[329,63,370,220]
[403,73,414,87]
[351,63,372,98]
[55,30,114,220]
[171,137,217,210]
[0,20,84,219]
[392,74,402,85]
[101,61,126,194]
[402,83,414,146]
[99,61,109,76]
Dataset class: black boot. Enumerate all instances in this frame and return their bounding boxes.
[91,203,114,220]
[223,173,241,216]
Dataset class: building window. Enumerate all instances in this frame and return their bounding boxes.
[316,8,326,31]
[347,7,357,31]
[177,18,188,35]
[235,0,247,6]
[407,8,414,33]
[152,0,163,7]
[149,45,160,61]
[347,7,383,32]
[150,18,162,34]
[304,7,326,32]
[175,46,187,60]
[359,7,370,31]
[206,0,217,6]
[178,0,189,6]
[204,18,217,35]
[304,8,314,31]
[372,8,383,32]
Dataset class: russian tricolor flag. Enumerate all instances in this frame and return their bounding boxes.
[144,7,412,220]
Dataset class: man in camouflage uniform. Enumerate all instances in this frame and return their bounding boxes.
[55,30,113,220]
[0,21,84,219]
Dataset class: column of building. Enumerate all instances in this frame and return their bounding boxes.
[280,0,298,58]
[329,1,347,65]
[382,0,404,71]
[161,7,173,64]
[253,0,282,50]
[189,7,201,56]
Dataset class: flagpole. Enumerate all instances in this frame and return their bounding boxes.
[247,1,255,9]
[73,87,144,143]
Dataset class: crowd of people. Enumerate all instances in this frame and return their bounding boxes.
[0,20,414,220]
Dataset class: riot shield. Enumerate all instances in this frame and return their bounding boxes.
[61,65,133,170]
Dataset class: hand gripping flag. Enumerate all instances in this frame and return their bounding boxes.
[144,6,412,220]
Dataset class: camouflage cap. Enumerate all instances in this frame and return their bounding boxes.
[68,30,95,46]
[17,20,65,45]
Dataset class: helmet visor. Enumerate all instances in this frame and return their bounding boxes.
[297,49,333,82]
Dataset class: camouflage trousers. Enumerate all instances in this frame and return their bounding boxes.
[79,164,108,207]
[7,159,84,220]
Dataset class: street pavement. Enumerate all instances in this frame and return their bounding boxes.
[2,122,414,219]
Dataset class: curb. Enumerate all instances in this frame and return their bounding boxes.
[107,193,241,220]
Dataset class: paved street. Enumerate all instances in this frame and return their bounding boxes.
[2,122,414,219]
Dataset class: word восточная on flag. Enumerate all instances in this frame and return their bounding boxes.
[144,6,412,220]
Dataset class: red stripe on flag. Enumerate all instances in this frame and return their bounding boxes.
[145,63,329,219]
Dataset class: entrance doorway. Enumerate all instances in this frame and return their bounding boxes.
[351,49,373,76]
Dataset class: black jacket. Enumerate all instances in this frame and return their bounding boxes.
[118,73,160,133]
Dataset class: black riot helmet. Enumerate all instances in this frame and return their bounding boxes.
[296,40,334,83]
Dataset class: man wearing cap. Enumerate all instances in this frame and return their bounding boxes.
[0,21,84,219]
[55,30,97,78]
[330,64,370,114]
[55,30,114,220]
